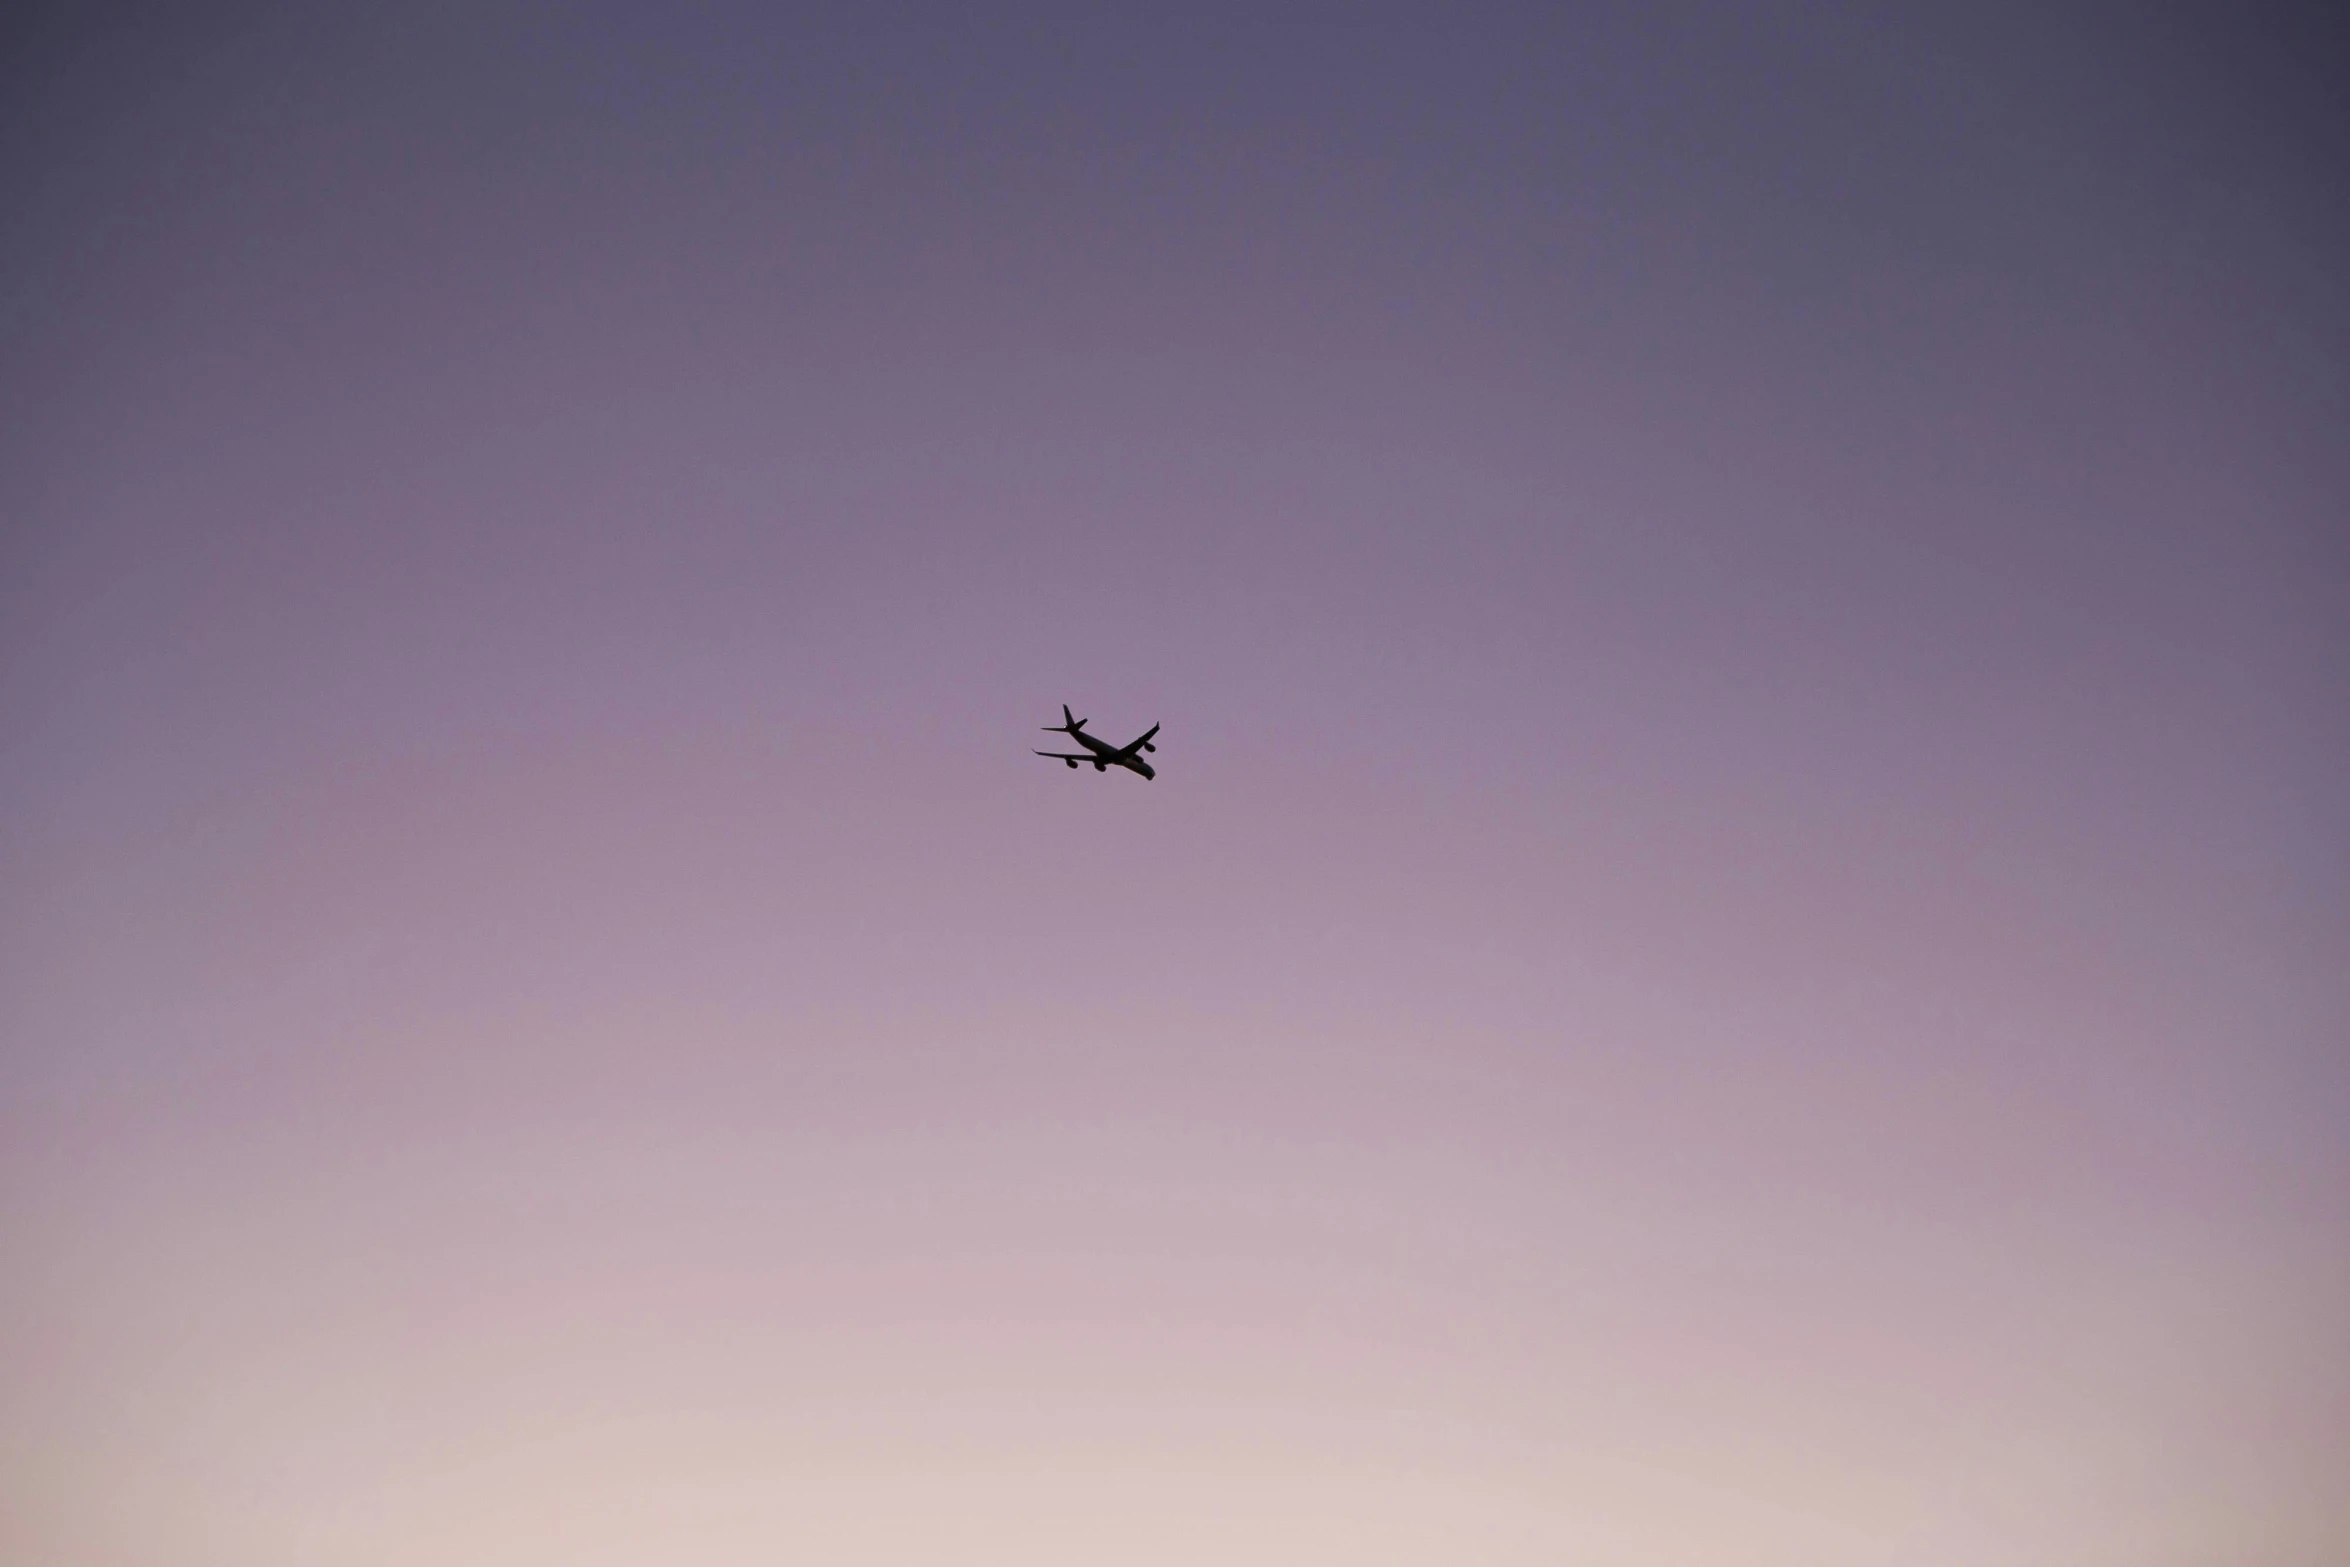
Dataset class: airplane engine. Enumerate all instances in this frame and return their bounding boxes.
[1094,761,1106,771]
[1142,742,1155,751]
[1066,758,1078,768]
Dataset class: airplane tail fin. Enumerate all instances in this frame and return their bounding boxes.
[1042,703,1086,734]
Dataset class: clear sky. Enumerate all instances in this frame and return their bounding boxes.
[4,5,2345,1563]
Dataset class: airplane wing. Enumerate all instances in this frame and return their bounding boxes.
[1033,751,1098,762]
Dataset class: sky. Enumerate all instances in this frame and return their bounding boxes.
[3,4,2346,1563]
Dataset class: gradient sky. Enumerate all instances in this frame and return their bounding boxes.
[4,5,2347,1563]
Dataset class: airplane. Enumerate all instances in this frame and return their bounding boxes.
[1035,704,1158,780]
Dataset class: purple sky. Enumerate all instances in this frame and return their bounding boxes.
[4,6,2346,1562]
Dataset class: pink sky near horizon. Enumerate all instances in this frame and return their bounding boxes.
[4,6,2346,1562]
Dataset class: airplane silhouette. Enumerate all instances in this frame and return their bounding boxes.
[1035,705,1158,780]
